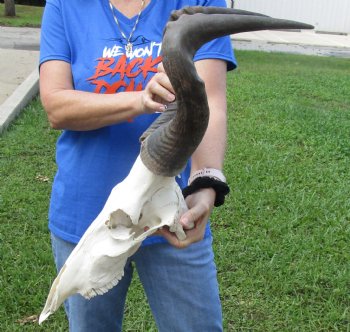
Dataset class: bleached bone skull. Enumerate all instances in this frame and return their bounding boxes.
[39,156,188,323]
[39,6,313,324]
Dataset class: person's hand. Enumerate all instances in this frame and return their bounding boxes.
[159,188,216,249]
[140,63,175,113]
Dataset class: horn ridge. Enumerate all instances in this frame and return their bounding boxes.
[170,6,270,21]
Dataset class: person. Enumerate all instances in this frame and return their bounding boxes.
[39,0,236,331]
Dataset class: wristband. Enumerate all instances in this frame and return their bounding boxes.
[188,168,226,185]
[182,176,230,207]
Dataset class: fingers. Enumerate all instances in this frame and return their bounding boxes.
[160,201,205,248]
[158,227,187,248]
[179,208,197,230]
[142,64,175,113]
[148,73,175,102]
[158,217,207,249]
[158,203,210,249]
[158,189,216,248]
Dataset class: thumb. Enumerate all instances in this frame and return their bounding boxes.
[180,205,202,230]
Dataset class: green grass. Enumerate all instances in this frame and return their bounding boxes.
[0,4,43,27]
[0,51,349,331]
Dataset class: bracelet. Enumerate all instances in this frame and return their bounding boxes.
[188,168,226,185]
[182,176,230,207]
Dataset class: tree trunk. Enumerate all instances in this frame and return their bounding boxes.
[4,0,16,17]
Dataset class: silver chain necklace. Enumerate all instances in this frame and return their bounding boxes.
[109,0,145,57]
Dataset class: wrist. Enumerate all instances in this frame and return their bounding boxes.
[201,187,216,206]
[183,168,230,207]
[132,91,146,116]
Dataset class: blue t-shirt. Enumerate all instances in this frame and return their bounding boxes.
[40,0,236,245]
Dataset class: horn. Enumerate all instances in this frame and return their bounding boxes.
[169,6,271,20]
[140,7,314,177]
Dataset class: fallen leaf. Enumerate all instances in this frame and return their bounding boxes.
[16,314,38,325]
[36,174,50,182]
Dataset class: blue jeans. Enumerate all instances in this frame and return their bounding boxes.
[51,233,223,332]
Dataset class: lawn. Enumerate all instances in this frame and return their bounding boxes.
[0,4,43,27]
[0,51,349,331]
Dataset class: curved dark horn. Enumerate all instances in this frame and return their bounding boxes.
[140,7,314,177]
[139,102,177,143]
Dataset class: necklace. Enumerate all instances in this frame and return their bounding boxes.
[109,0,145,57]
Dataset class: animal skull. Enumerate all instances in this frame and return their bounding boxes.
[39,156,188,323]
[39,6,313,324]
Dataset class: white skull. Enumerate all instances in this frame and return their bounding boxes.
[39,156,188,324]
